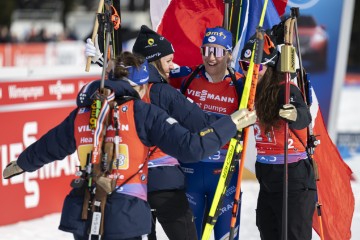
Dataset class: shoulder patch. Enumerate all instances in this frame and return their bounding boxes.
[186,97,194,103]
[78,107,89,114]
[166,117,178,125]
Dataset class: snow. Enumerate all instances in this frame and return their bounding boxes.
[0,86,359,239]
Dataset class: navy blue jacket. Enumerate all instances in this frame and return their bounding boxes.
[16,94,236,239]
[17,99,236,172]
[78,65,218,192]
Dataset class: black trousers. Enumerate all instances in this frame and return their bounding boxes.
[74,235,142,240]
[147,189,198,240]
[256,188,316,240]
[255,159,317,240]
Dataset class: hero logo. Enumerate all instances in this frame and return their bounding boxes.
[1,122,78,209]
[49,80,75,100]
[288,0,319,9]
[186,89,235,103]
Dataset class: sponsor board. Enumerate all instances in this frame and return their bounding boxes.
[0,68,99,225]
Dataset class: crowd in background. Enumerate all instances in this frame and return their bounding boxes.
[0,25,79,43]
[0,0,150,44]
[0,0,359,71]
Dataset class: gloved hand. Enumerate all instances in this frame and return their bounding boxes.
[3,161,24,179]
[230,108,257,130]
[85,37,103,64]
[279,104,297,122]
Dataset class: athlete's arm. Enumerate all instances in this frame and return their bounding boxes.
[134,100,237,163]
[150,83,218,132]
[16,109,78,172]
[278,84,312,130]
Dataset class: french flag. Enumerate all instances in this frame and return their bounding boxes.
[150,0,354,239]
[309,89,354,240]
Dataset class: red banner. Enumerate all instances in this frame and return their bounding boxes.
[0,74,97,226]
[1,77,93,105]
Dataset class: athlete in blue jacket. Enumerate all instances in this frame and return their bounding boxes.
[86,25,218,240]
[3,52,256,240]
[169,27,244,240]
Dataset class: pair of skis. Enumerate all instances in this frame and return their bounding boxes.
[85,0,122,76]
[82,1,122,239]
[201,1,270,240]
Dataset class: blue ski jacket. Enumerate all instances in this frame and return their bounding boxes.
[79,65,218,192]
[16,83,237,239]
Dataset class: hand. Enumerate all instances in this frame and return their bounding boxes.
[279,104,297,122]
[85,37,103,64]
[3,161,24,179]
[231,109,257,130]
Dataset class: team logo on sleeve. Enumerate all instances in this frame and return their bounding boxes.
[78,107,89,114]
[166,117,178,124]
[122,106,128,112]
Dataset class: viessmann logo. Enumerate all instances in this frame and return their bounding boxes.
[186,89,235,103]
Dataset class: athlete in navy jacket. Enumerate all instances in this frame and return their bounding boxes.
[3,53,256,240]
[86,25,220,239]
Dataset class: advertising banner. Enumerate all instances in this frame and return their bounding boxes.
[0,69,100,225]
[0,42,86,67]
[284,0,354,139]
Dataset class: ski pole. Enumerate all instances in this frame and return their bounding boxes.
[235,0,243,45]
[229,0,270,238]
[229,27,265,239]
[280,17,296,240]
[224,0,231,30]
[201,2,270,239]
[290,7,324,240]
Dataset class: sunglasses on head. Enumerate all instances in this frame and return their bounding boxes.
[201,46,227,58]
[239,60,263,72]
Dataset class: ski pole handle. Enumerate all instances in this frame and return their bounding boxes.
[280,18,296,74]
[86,0,104,72]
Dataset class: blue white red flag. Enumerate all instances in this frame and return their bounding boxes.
[232,0,282,71]
[151,0,224,66]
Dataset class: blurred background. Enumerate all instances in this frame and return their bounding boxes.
[0,0,358,71]
[0,0,152,53]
